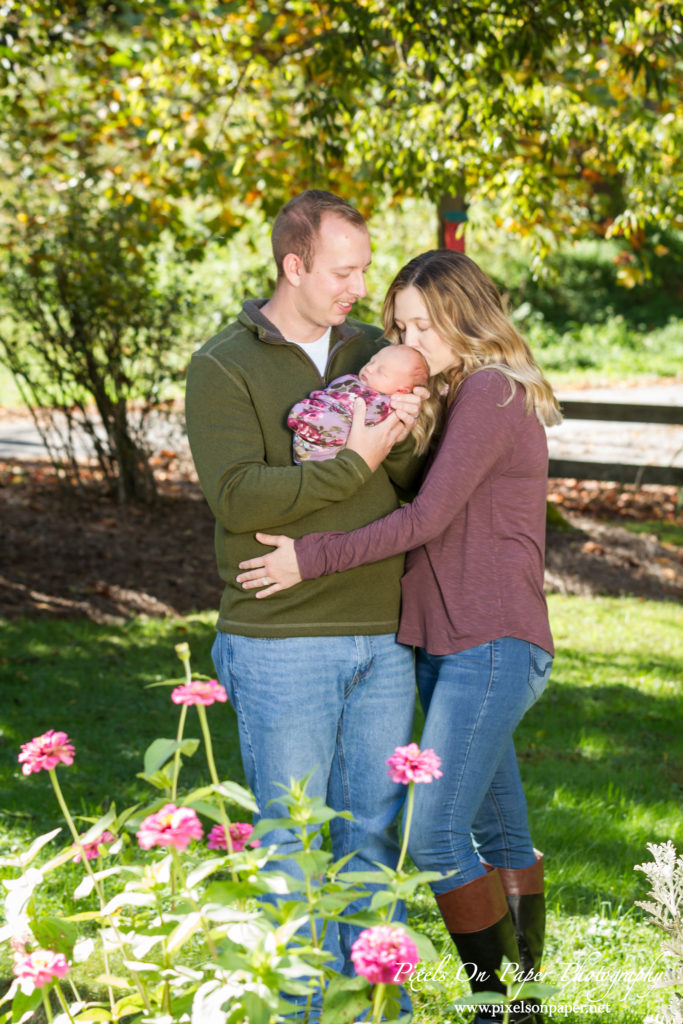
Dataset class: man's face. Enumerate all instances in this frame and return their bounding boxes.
[294,213,372,329]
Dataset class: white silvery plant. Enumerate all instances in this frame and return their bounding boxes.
[635,841,683,1024]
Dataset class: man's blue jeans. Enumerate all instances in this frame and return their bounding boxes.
[409,638,553,894]
[211,631,416,968]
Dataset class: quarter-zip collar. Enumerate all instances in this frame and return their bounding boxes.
[239,298,364,383]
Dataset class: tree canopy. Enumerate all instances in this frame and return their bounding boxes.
[0,0,680,499]
[1,0,681,265]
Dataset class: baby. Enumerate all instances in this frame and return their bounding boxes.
[288,344,430,463]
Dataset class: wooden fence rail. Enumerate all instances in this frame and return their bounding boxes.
[548,401,683,487]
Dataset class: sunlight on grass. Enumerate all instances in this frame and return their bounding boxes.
[408,888,662,1024]
[619,520,683,548]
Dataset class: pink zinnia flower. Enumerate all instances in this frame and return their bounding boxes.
[351,925,419,985]
[136,804,203,851]
[386,743,443,785]
[13,949,69,991]
[18,730,75,776]
[207,822,260,852]
[72,830,116,863]
[171,679,227,706]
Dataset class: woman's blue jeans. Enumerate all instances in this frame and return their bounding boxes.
[409,638,553,895]
[211,631,416,973]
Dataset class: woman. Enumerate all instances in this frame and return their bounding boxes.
[237,250,562,1024]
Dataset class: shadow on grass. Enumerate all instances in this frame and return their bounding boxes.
[515,650,682,913]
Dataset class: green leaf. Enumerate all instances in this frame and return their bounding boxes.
[293,849,333,877]
[30,914,80,957]
[12,988,42,1021]
[166,910,203,952]
[212,780,258,812]
[369,890,397,910]
[143,737,199,774]
[108,50,133,68]
[78,808,117,846]
[397,922,440,962]
[206,879,270,904]
[321,973,371,1024]
[239,990,274,1024]
[338,868,394,885]
[182,798,224,823]
[64,910,104,922]
[453,993,507,1006]
[135,766,173,790]
[15,827,62,868]
[186,858,226,889]
[515,982,558,998]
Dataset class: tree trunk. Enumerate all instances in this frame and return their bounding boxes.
[438,194,468,252]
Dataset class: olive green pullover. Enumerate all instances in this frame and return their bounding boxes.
[185,300,424,636]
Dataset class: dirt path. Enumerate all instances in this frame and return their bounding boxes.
[1,458,680,622]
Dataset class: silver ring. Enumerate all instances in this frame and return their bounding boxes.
[262,576,270,586]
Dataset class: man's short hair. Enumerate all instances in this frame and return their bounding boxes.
[271,190,367,277]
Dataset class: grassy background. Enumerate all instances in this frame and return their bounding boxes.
[0,595,681,1022]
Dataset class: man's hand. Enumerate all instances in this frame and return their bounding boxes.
[237,533,302,598]
[345,399,407,471]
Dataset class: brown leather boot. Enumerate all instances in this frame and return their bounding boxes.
[436,869,533,1023]
[488,852,546,1024]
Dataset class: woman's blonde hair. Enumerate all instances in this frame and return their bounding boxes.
[382,250,562,453]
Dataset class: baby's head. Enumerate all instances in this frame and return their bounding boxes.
[358,345,430,395]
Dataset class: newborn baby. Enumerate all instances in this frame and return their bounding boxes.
[288,344,430,463]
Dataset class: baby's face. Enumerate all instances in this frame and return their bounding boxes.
[358,347,418,394]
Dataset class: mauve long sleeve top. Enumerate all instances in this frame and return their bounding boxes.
[295,368,554,657]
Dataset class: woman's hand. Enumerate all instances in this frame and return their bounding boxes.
[390,385,429,426]
[345,399,408,471]
[236,533,302,598]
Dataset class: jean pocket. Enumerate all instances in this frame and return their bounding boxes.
[527,644,553,702]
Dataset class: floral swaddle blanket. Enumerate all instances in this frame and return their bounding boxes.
[288,374,393,463]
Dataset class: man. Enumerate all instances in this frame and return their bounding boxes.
[185,190,424,988]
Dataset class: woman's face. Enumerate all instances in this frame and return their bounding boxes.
[392,285,458,376]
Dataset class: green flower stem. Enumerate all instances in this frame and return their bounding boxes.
[175,643,192,684]
[66,975,82,1005]
[100,949,116,1022]
[54,981,76,1024]
[371,982,387,1024]
[196,704,237,867]
[41,988,54,1024]
[47,768,152,1015]
[171,848,219,959]
[48,768,105,898]
[384,780,415,925]
[172,642,192,800]
[176,646,238,874]
[396,781,414,876]
[171,704,188,803]
[299,824,320,951]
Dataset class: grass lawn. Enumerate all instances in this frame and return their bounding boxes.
[0,595,681,1022]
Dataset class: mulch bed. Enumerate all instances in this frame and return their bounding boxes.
[1,459,681,622]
